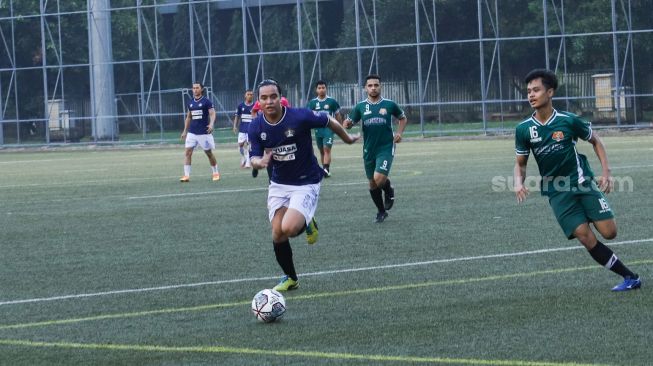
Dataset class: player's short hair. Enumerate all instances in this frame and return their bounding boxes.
[315,80,327,88]
[257,78,282,96]
[245,89,253,93]
[524,69,558,90]
[365,74,381,85]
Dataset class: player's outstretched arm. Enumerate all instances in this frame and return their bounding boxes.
[588,131,614,193]
[328,116,360,144]
[514,155,529,203]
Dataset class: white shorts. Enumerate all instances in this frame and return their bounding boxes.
[237,132,248,145]
[267,182,321,225]
[185,132,215,150]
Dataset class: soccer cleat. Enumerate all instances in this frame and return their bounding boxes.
[212,172,221,181]
[375,211,388,223]
[384,184,395,210]
[273,275,299,292]
[611,276,641,292]
[306,217,319,245]
[323,168,331,178]
[252,169,259,178]
[180,176,190,183]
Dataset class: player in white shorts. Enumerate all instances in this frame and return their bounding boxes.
[267,183,320,225]
[233,89,255,171]
[185,132,215,150]
[249,79,359,292]
[180,81,221,182]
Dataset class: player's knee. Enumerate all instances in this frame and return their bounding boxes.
[282,220,304,238]
[573,223,594,245]
[594,219,617,240]
[374,176,387,188]
[600,226,617,240]
[271,227,286,242]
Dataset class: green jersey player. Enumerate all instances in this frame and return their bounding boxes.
[514,69,640,291]
[306,80,342,177]
[344,74,408,223]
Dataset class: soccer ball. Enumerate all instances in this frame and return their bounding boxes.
[251,289,286,323]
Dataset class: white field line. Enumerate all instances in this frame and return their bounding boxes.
[0,237,650,307]
[125,181,365,200]
[610,164,653,169]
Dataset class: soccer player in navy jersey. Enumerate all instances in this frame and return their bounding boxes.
[233,89,255,173]
[248,79,360,291]
[180,82,221,182]
[250,96,290,180]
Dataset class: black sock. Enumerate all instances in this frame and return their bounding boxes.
[381,179,392,193]
[369,187,385,213]
[588,241,636,278]
[273,240,297,281]
[323,164,330,171]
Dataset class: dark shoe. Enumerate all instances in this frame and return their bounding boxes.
[375,211,388,223]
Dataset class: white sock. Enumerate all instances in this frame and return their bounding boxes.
[211,165,219,173]
[184,165,191,176]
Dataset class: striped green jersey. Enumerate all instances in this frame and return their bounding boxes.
[515,110,595,195]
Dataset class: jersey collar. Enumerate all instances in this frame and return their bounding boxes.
[263,106,287,126]
[530,109,558,126]
[366,97,384,105]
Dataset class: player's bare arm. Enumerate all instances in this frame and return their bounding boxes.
[394,116,408,143]
[514,154,529,203]
[250,150,272,169]
[342,118,354,129]
[233,115,240,134]
[328,116,360,144]
[181,111,192,139]
[588,131,614,194]
[207,108,216,133]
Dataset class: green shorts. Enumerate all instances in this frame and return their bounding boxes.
[548,180,615,239]
[315,128,334,149]
[363,144,394,180]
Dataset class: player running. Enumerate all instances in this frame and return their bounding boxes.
[344,74,408,223]
[306,80,343,177]
[249,79,359,291]
[233,89,255,173]
[514,69,640,292]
